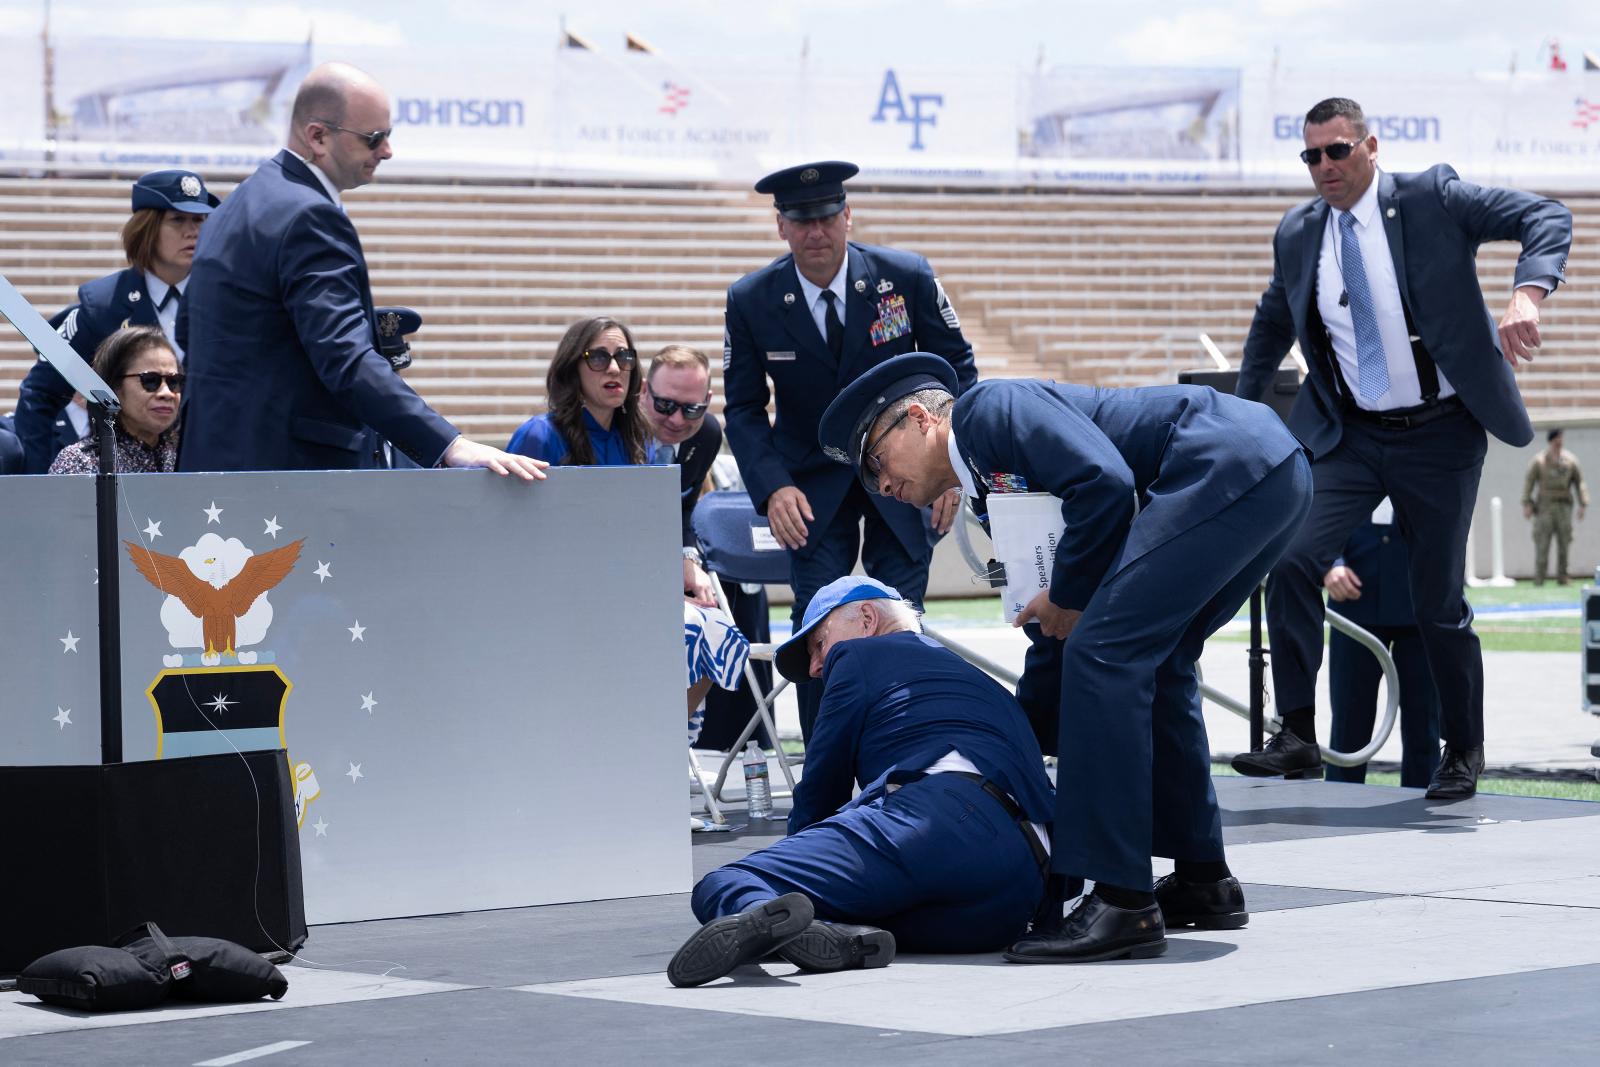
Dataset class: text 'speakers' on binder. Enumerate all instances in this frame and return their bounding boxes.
[987,492,1066,624]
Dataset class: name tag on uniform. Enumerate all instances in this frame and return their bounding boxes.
[766,350,797,361]
[870,295,911,346]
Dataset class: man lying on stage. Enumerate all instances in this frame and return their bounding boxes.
[668,575,1054,988]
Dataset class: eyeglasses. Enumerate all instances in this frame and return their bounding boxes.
[313,119,392,151]
[123,371,185,393]
[650,394,709,420]
[1299,141,1360,166]
[581,347,638,372]
[863,410,911,477]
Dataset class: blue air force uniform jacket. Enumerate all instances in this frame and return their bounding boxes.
[789,630,1054,835]
[952,380,1304,611]
[178,151,457,472]
[1238,166,1570,456]
[14,269,158,472]
[723,241,976,556]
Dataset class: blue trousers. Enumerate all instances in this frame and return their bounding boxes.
[1041,452,1313,891]
[789,480,932,740]
[1327,626,1442,788]
[691,774,1045,953]
[1265,408,1487,746]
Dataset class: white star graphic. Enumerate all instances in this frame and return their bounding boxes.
[204,692,235,715]
[60,630,80,653]
[263,516,283,539]
[348,620,366,641]
[345,762,364,784]
[314,561,332,583]
[53,707,72,729]
[203,501,223,524]
[142,518,163,540]
[313,817,329,837]
[360,692,378,714]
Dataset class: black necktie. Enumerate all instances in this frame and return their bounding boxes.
[158,287,181,313]
[820,290,843,360]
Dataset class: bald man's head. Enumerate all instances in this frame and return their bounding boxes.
[288,62,393,192]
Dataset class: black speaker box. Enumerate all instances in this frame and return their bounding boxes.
[1179,367,1301,426]
[0,750,306,976]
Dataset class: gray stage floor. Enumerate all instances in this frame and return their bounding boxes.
[4,777,1598,1065]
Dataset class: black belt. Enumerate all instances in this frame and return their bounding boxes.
[906,769,1050,873]
[1344,394,1465,431]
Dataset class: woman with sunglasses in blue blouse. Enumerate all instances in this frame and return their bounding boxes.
[507,317,656,465]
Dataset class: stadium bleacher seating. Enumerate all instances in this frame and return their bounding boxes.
[3,175,1595,443]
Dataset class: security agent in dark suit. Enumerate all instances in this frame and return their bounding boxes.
[177,62,543,482]
[819,353,1313,963]
[1231,97,1571,800]
[641,344,774,748]
[670,576,1053,988]
[1325,509,1442,789]
[14,169,218,472]
[722,160,976,740]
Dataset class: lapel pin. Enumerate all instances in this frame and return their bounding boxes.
[1385,207,1396,218]
[877,279,894,294]
[854,279,866,293]
[783,292,795,305]
[128,289,141,302]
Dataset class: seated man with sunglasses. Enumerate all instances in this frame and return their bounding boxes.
[49,325,184,475]
[1233,95,1572,800]
[179,62,544,481]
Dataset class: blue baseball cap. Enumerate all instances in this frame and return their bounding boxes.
[818,352,958,492]
[131,170,220,215]
[774,575,904,682]
[755,160,859,221]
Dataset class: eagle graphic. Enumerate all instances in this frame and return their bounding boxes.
[125,538,305,658]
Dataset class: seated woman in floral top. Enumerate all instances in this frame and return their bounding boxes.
[48,325,181,474]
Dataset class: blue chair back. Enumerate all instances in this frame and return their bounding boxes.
[691,490,791,586]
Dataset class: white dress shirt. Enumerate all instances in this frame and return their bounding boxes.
[1315,174,1454,410]
[142,272,185,362]
[288,150,343,209]
[793,256,849,340]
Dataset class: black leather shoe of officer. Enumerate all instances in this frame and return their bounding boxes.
[1003,891,1166,964]
[1230,729,1323,779]
[779,921,895,972]
[1424,744,1485,801]
[667,893,814,987]
[1154,873,1249,930]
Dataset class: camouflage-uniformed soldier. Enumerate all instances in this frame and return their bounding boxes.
[1522,428,1589,584]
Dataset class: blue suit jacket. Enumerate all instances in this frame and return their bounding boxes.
[0,415,25,474]
[723,241,976,557]
[1237,166,1570,455]
[789,630,1054,834]
[178,151,456,471]
[15,271,157,472]
[953,380,1303,611]
[1333,521,1417,629]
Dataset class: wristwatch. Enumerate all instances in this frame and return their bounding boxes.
[682,546,703,565]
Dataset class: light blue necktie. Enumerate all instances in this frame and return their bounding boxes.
[1338,210,1389,404]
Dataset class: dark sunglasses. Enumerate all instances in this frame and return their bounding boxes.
[124,371,185,393]
[314,119,392,151]
[1299,141,1360,166]
[581,347,638,371]
[863,410,911,477]
[650,394,709,420]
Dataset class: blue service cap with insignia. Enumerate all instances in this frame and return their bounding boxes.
[774,575,905,683]
[375,306,421,371]
[755,160,859,221]
[131,170,220,215]
[819,352,957,493]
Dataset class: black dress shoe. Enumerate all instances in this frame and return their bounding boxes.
[667,893,814,987]
[1230,730,1323,779]
[1003,891,1166,964]
[1424,744,1485,800]
[779,921,895,972]
[1154,873,1249,930]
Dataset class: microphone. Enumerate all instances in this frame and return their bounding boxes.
[1339,291,1350,308]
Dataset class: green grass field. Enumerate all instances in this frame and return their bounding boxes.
[1211,762,1600,802]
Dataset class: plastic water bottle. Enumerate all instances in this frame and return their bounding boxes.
[742,741,774,820]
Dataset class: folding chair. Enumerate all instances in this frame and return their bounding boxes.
[690,490,800,804]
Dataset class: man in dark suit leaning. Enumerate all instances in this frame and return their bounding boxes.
[1232,96,1572,799]
[178,62,543,480]
[722,160,977,739]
